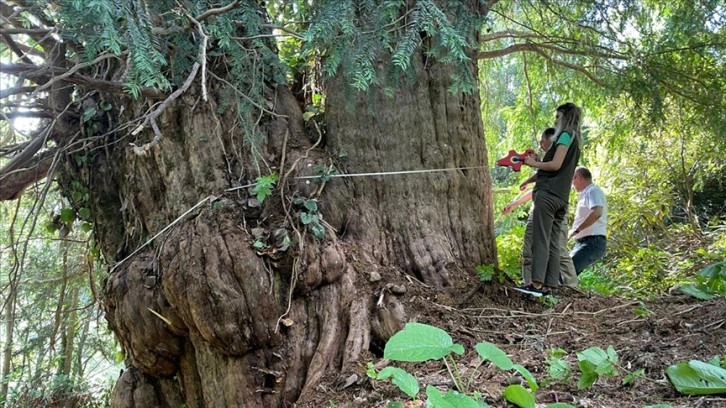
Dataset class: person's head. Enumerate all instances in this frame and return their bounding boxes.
[572,166,593,192]
[538,127,556,151]
[555,102,582,138]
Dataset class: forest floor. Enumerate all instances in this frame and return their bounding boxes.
[297,280,726,408]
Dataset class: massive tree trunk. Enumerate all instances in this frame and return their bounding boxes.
[92,63,492,406]
[93,55,495,407]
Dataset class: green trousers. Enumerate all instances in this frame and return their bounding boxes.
[522,210,578,287]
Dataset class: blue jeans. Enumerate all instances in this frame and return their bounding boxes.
[570,235,607,275]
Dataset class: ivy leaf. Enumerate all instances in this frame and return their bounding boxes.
[303,200,318,212]
[78,207,92,220]
[300,212,318,225]
[302,111,316,121]
[310,223,325,239]
[60,208,75,224]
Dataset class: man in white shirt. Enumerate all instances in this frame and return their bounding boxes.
[568,167,608,275]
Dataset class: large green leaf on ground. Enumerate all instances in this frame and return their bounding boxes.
[666,360,726,395]
[384,323,464,362]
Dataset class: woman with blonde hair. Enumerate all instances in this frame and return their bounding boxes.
[516,102,582,296]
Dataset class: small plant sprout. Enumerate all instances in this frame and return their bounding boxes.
[251,173,279,203]
[576,346,619,389]
[546,348,572,383]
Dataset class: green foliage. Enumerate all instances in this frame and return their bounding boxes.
[425,386,484,408]
[492,222,525,282]
[502,384,535,408]
[375,367,419,398]
[475,342,537,392]
[303,0,484,93]
[546,348,572,383]
[293,198,326,239]
[251,173,279,203]
[58,0,171,94]
[475,264,495,282]
[548,346,644,391]
[384,323,464,363]
[666,360,726,395]
[0,192,119,407]
[377,324,622,407]
[706,355,725,369]
[312,164,338,184]
[485,0,726,300]
[622,368,645,385]
[378,323,538,406]
[576,346,619,390]
[633,301,655,318]
[678,261,726,300]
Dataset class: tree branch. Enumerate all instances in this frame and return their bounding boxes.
[0,126,51,177]
[130,62,200,155]
[0,149,56,201]
[0,28,54,35]
[478,35,627,61]
[1,33,36,65]
[153,0,241,35]
[480,0,501,16]
[0,62,165,98]
[0,86,37,100]
[196,0,241,22]
[531,48,610,88]
[0,111,54,120]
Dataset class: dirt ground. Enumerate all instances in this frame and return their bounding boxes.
[297,281,726,408]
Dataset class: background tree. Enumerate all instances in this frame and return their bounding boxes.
[0,191,116,407]
[1,1,723,407]
[481,1,725,295]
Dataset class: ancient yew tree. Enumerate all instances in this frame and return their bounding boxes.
[1,1,497,406]
[3,0,723,406]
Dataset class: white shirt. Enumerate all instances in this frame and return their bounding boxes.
[572,183,607,239]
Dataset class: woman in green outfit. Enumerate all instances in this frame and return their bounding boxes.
[517,102,582,296]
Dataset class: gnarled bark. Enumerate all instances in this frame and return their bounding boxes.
[19,28,497,408]
[97,58,494,406]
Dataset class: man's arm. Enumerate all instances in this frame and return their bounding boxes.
[502,190,533,215]
[519,172,537,191]
[569,206,603,238]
